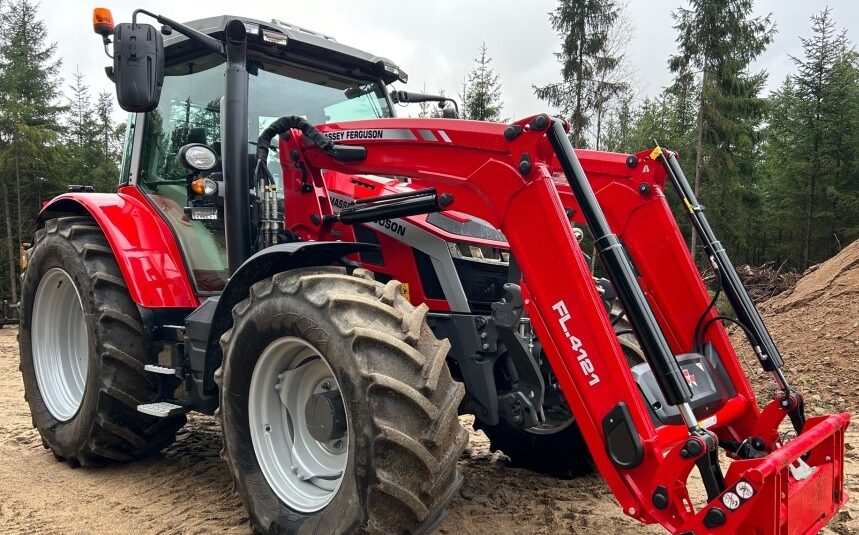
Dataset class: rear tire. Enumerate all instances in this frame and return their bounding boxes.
[218,267,468,534]
[19,216,186,466]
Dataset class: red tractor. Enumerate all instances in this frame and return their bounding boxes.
[18,8,849,534]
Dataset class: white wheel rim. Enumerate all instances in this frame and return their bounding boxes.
[31,268,89,422]
[249,336,348,512]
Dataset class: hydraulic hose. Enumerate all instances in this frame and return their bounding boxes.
[256,116,366,163]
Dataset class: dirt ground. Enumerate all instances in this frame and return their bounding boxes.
[0,241,857,534]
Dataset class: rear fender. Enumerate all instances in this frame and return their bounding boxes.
[37,188,198,309]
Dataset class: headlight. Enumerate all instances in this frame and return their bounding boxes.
[447,242,510,264]
[178,143,218,171]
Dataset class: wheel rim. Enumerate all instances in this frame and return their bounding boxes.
[31,268,89,422]
[249,336,348,513]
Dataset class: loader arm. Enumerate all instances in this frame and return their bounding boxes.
[276,114,848,534]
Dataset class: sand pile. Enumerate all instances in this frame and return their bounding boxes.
[741,239,859,413]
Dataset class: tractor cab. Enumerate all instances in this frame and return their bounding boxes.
[124,16,400,292]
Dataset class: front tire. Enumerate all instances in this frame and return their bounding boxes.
[19,216,186,466]
[478,311,645,477]
[219,267,467,534]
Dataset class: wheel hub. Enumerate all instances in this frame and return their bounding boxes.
[305,390,348,443]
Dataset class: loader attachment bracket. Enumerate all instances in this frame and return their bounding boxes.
[491,283,546,429]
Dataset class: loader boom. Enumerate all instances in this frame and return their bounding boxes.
[274,114,849,534]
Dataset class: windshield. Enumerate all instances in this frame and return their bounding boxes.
[137,53,393,292]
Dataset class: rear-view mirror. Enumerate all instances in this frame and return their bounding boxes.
[112,23,164,112]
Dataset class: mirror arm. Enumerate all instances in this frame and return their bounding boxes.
[391,90,459,114]
[132,9,224,56]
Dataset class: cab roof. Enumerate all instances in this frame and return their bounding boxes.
[163,15,407,84]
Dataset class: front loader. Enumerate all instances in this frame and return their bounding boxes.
[17,7,848,534]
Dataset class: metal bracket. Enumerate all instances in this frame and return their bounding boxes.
[788,456,816,481]
[490,283,546,428]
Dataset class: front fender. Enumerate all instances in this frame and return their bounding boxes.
[37,186,198,308]
[200,241,378,393]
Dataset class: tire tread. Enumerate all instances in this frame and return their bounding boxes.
[220,267,466,534]
[20,215,185,467]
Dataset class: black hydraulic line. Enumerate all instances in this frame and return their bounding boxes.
[256,116,368,164]
[693,262,723,353]
[547,121,693,406]
[337,195,441,224]
[654,147,785,374]
[654,145,805,435]
[223,20,252,273]
[352,188,435,205]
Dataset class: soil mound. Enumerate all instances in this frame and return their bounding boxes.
[747,239,859,413]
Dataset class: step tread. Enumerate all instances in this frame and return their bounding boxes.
[137,401,187,418]
[144,364,177,375]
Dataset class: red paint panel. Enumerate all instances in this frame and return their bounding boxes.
[40,187,198,308]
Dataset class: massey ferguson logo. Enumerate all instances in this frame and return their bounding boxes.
[683,368,698,388]
[329,196,354,210]
[323,129,384,141]
[552,300,600,387]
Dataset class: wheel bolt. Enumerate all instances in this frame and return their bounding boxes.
[333,440,343,449]
[321,381,332,391]
[264,424,271,433]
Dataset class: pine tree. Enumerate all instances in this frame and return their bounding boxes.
[458,78,468,118]
[95,91,122,164]
[60,71,122,193]
[534,0,622,147]
[763,8,859,267]
[67,70,95,146]
[601,86,635,153]
[669,0,774,258]
[462,43,503,122]
[0,0,63,301]
[428,89,450,118]
[591,5,631,150]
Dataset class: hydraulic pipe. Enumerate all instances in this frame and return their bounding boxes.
[656,148,785,375]
[546,121,696,414]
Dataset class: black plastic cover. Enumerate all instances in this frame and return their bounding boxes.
[426,212,507,242]
[602,402,644,468]
[631,345,736,426]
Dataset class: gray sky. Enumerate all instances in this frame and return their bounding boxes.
[41,0,859,122]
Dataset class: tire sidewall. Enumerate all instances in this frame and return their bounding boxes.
[20,231,102,454]
[221,297,373,534]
